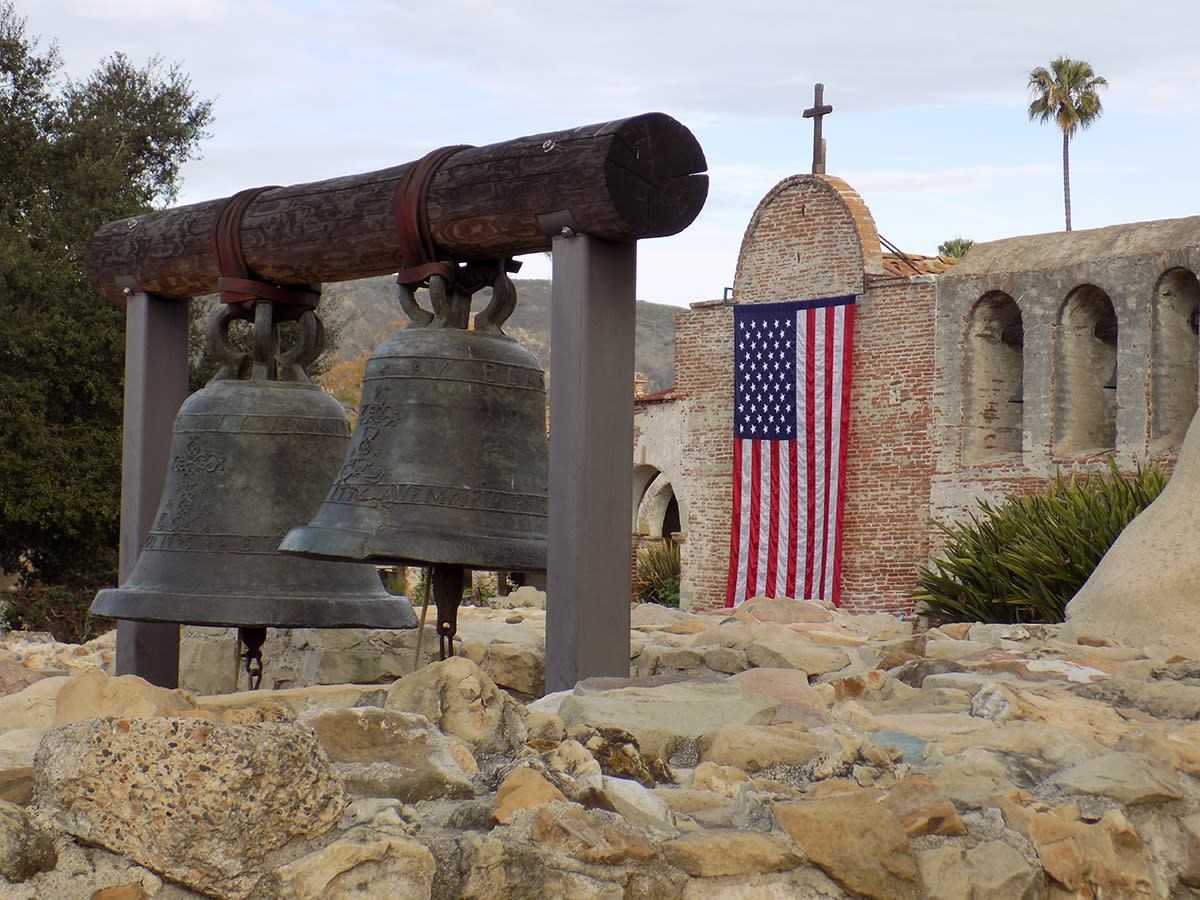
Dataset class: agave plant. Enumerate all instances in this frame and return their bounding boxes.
[914,458,1166,624]
[636,540,681,608]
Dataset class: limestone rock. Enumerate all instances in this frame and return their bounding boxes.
[880,775,966,837]
[459,835,547,900]
[0,676,69,734]
[659,787,736,828]
[1072,675,1200,720]
[925,750,1017,809]
[527,801,657,865]
[600,775,677,835]
[0,725,45,771]
[540,739,606,804]
[917,841,1038,900]
[197,682,387,721]
[302,707,474,802]
[744,632,850,676]
[481,636,544,697]
[53,671,199,726]
[685,620,758,651]
[735,596,834,624]
[558,680,777,736]
[924,638,990,661]
[701,646,748,674]
[630,603,692,629]
[0,659,42,700]
[772,788,918,900]
[386,657,527,756]
[728,667,830,726]
[1063,412,1200,655]
[90,884,151,900]
[0,798,55,882]
[255,828,436,900]
[690,761,751,798]
[568,724,658,787]
[0,764,33,806]
[1180,814,1200,887]
[35,716,348,900]
[661,828,800,877]
[990,790,1154,898]
[698,723,834,773]
[493,767,566,824]
[892,658,964,688]
[1050,751,1184,805]
[524,709,565,745]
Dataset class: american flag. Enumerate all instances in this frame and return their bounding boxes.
[726,296,856,607]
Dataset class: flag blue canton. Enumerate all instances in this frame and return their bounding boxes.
[735,304,797,440]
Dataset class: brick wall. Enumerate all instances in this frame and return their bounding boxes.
[674,175,933,615]
[674,302,735,611]
[838,277,936,615]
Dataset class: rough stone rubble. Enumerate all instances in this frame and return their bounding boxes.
[3,596,1200,899]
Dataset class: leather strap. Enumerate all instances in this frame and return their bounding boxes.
[211,186,319,318]
[392,145,470,287]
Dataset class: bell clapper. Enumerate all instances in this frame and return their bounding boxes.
[432,563,465,660]
[239,626,268,690]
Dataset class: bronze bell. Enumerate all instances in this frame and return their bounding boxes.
[92,302,417,681]
[280,262,548,657]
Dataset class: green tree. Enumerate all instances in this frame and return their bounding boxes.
[937,237,975,259]
[1027,57,1108,232]
[0,3,212,591]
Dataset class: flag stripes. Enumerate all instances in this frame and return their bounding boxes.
[726,296,855,607]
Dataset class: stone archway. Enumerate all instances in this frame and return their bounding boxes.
[1150,267,1200,452]
[963,291,1023,461]
[632,464,661,532]
[637,471,684,540]
[1054,285,1118,457]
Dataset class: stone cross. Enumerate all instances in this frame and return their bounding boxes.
[803,83,833,174]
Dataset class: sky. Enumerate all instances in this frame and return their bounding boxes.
[20,0,1200,307]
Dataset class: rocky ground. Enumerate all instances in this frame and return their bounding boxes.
[2,596,1200,899]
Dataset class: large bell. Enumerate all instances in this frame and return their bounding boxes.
[280,263,548,656]
[92,303,417,635]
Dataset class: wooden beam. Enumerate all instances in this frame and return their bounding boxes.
[86,113,708,304]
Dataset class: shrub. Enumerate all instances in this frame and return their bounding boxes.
[913,458,1167,624]
[636,540,681,607]
[1,580,114,644]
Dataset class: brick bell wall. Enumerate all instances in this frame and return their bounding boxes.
[675,175,935,615]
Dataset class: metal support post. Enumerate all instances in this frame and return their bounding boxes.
[114,290,189,686]
[545,232,637,692]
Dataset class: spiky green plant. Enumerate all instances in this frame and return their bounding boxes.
[914,458,1166,623]
[636,540,681,608]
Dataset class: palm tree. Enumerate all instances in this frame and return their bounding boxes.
[1027,57,1108,232]
[938,237,975,259]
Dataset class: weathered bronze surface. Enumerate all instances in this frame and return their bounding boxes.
[280,270,548,572]
[281,267,548,658]
[92,305,417,630]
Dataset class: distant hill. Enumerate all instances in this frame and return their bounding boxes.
[320,276,679,394]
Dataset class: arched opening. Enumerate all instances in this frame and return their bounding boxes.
[631,464,660,532]
[662,495,681,539]
[1054,285,1117,457]
[1150,267,1200,452]
[963,291,1023,461]
[638,472,681,540]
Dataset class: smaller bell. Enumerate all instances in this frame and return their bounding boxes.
[93,302,416,685]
